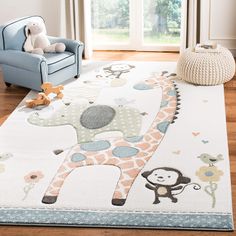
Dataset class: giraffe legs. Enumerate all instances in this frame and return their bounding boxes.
[42,148,146,206]
[111,167,141,206]
[41,151,108,204]
[42,162,76,204]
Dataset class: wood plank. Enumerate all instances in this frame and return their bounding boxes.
[0,51,235,235]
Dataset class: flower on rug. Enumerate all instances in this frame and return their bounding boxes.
[196,153,224,208]
[24,171,44,183]
[22,171,44,201]
[196,166,223,182]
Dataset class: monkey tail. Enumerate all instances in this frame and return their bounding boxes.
[172,183,201,196]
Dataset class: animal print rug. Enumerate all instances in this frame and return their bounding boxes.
[0,61,233,230]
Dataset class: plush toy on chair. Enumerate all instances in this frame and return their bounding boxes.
[23,22,66,55]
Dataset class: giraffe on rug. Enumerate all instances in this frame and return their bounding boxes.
[42,72,180,206]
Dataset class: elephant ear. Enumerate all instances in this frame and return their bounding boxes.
[23,25,34,52]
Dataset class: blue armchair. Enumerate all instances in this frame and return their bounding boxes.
[0,16,84,91]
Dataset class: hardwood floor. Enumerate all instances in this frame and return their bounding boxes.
[0,51,235,236]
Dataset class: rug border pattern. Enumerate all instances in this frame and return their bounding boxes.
[0,208,233,230]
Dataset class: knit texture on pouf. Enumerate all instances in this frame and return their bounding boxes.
[177,47,235,85]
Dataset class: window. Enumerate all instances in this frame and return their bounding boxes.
[91,0,182,51]
[91,0,130,45]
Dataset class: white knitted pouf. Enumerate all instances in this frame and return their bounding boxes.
[177,47,235,85]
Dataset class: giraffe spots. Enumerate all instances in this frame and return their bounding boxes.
[58,165,67,173]
[71,153,87,162]
[68,162,80,168]
[112,146,139,158]
[119,161,135,169]
[86,152,97,157]
[136,159,146,167]
[169,101,177,107]
[158,112,166,119]
[124,169,139,178]
[147,146,158,153]
[124,135,143,143]
[58,172,69,179]
[163,94,170,100]
[119,175,125,180]
[167,89,176,96]
[81,140,111,152]
[106,158,120,165]
[150,132,162,140]
[86,159,96,165]
[113,191,122,199]
[137,152,148,158]
[123,187,130,194]
[106,149,113,156]
[53,180,64,188]
[157,121,170,133]
[95,154,106,163]
[115,141,130,147]
[133,83,153,90]
[144,135,152,142]
[160,100,168,108]
[50,189,60,195]
[136,143,150,150]
[121,179,134,187]
[167,114,175,120]
[163,107,176,113]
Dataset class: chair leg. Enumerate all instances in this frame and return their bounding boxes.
[74,75,80,79]
[5,82,11,87]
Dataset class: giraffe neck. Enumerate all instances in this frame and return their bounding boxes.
[142,79,178,147]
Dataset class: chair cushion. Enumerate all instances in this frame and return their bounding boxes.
[44,51,75,74]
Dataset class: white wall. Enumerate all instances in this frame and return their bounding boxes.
[200,0,236,56]
[0,0,61,36]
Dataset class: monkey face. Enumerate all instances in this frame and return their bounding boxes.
[145,169,179,186]
[110,64,131,72]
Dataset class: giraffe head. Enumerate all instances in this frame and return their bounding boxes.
[144,71,177,88]
[133,71,177,90]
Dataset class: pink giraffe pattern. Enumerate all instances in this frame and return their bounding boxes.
[42,72,180,206]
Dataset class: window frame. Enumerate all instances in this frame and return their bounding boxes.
[92,0,181,51]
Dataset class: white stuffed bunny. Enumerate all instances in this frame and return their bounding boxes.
[23,22,66,55]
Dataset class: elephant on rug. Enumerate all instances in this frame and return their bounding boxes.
[28,103,142,143]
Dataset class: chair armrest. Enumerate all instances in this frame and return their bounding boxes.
[48,36,84,54]
[0,50,46,72]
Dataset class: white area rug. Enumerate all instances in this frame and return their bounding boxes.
[0,61,233,230]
